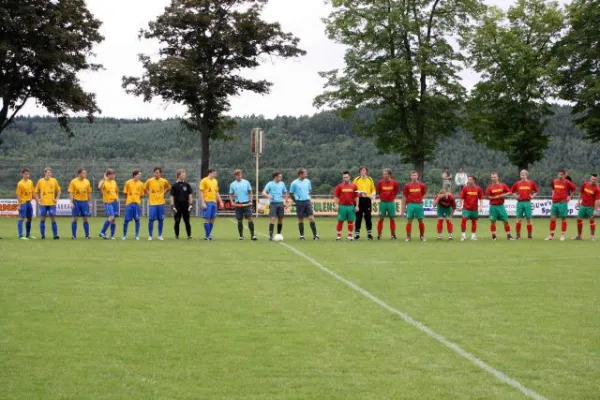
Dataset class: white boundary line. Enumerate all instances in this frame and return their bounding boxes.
[227,221,548,399]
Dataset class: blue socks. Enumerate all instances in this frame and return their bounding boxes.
[123,221,129,236]
[101,220,110,235]
[40,221,46,237]
[158,220,164,236]
[26,221,31,236]
[17,220,23,237]
[148,220,154,237]
[135,220,140,237]
[83,221,89,237]
[71,221,77,237]
[110,223,116,237]
[204,222,210,237]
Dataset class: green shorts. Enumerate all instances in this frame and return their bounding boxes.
[337,205,356,222]
[462,210,479,220]
[516,201,532,219]
[551,202,568,218]
[379,201,396,217]
[489,205,509,222]
[437,206,453,218]
[406,203,424,220]
[578,205,595,219]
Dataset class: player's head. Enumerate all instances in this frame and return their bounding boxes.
[105,168,116,180]
[272,171,282,182]
[176,168,186,181]
[153,167,162,179]
[21,168,30,180]
[233,169,243,181]
[438,188,448,196]
[444,166,449,171]
[207,168,216,179]
[359,166,368,177]
[382,168,392,180]
[468,175,477,186]
[410,171,418,182]
[491,172,499,184]
[459,167,464,172]
[77,168,87,179]
[44,167,53,179]
[520,169,528,180]
[132,169,141,181]
[297,168,307,179]
[591,173,598,184]
[342,171,351,183]
[557,169,565,179]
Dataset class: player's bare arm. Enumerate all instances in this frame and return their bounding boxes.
[354,195,360,212]
[69,192,75,209]
[262,189,272,199]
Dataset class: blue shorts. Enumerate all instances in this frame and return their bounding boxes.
[125,204,141,221]
[72,200,90,217]
[39,205,57,217]
[19,202,33,219]
[202,202,218,219]
[149,205,165,221]
[104,201,119,218]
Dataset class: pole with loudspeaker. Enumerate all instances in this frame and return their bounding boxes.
[250,128,265,218]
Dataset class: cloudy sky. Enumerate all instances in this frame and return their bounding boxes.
[20,0,517,119]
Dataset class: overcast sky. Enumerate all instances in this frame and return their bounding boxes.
[20,0,518,119]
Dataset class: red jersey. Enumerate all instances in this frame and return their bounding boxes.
[377,179,400,202]
[511,180,539,201]
[580,182,600,207]
[485,183,511,206]
[551,179,577,203]
[460,185,484,211]
[403,181,426,204]
[334,182,358,206]
[435,194,456,209]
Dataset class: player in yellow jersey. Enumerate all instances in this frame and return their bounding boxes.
[16,168,35,239]
[34,167,61,239]
[144,167,171,240]
[122,170,144,240]
[68,168,93,239]
[199,168,224,240]
[98,168,119,240]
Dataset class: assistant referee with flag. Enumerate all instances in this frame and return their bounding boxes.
[353,166,376,240]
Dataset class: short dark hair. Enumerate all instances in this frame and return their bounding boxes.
[469,175,477,182]
[359,166,368,173]
[272,171,281,179]
[558,169,566,174]
[132,169,141,177]
[297,168,306,176]
[207,168,215,175]
[77,168,86,175]
[21,168,30,174]
[592,173,598,178]
[106,168,116,176]
[342,170,350,176]
[154,167,162,173]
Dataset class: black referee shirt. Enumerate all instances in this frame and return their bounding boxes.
[171,181,193,204]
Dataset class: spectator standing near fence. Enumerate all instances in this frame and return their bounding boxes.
[455,168,467,193]
[442,167,452,191]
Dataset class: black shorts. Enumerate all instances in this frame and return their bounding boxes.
[269,202,285,218]
[235,204,253,219]
[295,200,314,218]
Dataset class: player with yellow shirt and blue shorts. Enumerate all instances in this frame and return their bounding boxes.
[16,168,35,239]
[68,168,93,239]
[98,168,119,240]
[144,167,171,240]
[34,167,61,239]
[199,168,224,240]
[122,170,144,240]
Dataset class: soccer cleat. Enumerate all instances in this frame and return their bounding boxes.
[436,236,443,241]
[461,233,467,241]
[492,237,497,241]
[354,234,360,240]
[368,234,374,240]
[269,236,273,241]
[516,235,521,240]
[528,236,533,240]
[27,236,36,240]
[560,234,566,241]
[41,236,46,240]
[110,237,115,240]
[122,236,127,240]
[391,235,397,240]
[187,237,192,240]
[507,235,515,241]
[300,236,305,241]
[544,235,554,241]
[148,237,153,241]
[572,236,582,241]
[99,233,108,240]
[84,236,89,240]
[19,236,28,240]
[135,236,140,241]
[239,237,244,240]
[157,236,164,241]
[448,235,453,241]
[313,235,320,241]
[347,236,354,241]
[251,236,258,241]
[420,237,426,242]
[336,237,341,241]
[470,234,478,241]
[591,235,596,241]
[175,236,179,240]
[405,238,411,242]
[377,235,382,240]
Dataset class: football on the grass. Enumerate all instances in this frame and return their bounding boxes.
[273,234,284,242]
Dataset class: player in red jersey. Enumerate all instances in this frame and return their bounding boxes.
[574,173,600,240]
[432,188,456,240]
[376,168,401,240]
[459,176,484,241]
[402,171,427,241]
[333,171,359,241]
[510,169,539,239]
[546,170,577,241]
[485,172,514,240]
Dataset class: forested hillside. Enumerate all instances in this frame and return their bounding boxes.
[1,105,598,196]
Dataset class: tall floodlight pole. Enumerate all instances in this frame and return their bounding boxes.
[251,128,265,218]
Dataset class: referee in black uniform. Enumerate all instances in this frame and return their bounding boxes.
[170,168,193,239]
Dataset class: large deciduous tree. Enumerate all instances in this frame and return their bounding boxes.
[555,0,600,142]
[464,0,564,172]
[123,0,305,177]
[0,0,103,136]
[314,0,483,177]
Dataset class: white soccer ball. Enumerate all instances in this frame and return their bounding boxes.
[273,234,284,242]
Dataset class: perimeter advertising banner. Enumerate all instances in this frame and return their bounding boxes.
[0,199,38,217]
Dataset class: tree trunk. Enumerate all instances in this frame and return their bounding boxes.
[200,128,210,179]
[414,158,425,181]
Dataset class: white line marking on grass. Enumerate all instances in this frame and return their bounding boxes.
[226,221,548,400]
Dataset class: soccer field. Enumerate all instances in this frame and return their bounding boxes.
[1,217,598,399]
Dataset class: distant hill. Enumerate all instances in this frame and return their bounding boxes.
[1,105,598,196]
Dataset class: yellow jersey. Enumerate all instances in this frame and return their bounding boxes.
[144,178,171,205]
[101,179,119,203]
[353,176,376,196]
[16,179,35,204]
[68,178,92,201]
[123,179,145,205]
[35,178,61,206]
[200,177,219,202]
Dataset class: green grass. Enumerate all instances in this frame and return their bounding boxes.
[1,217,599,399]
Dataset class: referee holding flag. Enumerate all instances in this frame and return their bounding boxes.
[170,169,193,239]
[353,166,376,240]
